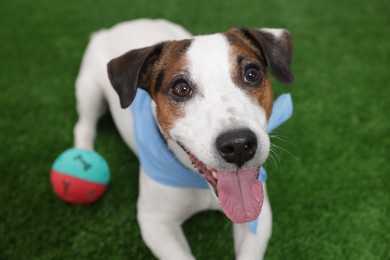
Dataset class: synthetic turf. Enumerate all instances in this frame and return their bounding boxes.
[0,0,388,259]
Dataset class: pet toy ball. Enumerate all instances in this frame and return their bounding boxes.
[50,148,110,204]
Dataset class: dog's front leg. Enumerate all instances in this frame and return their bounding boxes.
[136,168,199,260]
[137,216,194,260]
[233,184,272,260]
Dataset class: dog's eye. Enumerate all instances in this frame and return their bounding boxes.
[244,66,262,83]
[172,81,192,98]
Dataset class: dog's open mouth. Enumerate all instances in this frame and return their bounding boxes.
[180,145,264,224]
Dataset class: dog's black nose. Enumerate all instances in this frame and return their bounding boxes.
[216,128,257,167]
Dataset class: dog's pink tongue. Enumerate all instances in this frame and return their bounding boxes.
[217,168,264,223]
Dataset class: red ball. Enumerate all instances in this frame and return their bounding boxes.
[50,170,108,204]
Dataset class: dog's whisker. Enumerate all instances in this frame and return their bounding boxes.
[271,143,297,161]
[270,134,288,142]
[267,145,281,172]
[266,154,277,172]
[270,131,296,146]
[269,146,281,164]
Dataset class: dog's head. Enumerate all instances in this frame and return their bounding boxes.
[107,27,294,223]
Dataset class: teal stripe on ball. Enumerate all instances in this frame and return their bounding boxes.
[52,148,110,184]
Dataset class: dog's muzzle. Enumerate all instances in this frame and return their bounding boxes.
[179,127,264,223]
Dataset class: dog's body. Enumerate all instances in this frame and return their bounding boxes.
[74,19,294,259]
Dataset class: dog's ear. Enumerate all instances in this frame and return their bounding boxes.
[240,28,294,85]
[107,43,164,108]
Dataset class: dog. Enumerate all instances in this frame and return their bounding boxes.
[73,19,294,259]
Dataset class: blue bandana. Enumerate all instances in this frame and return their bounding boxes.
[130,89,293,233]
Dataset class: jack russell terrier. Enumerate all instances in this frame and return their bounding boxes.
[74,19,294,260]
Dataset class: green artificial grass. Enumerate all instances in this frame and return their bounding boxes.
[0,0,389,259]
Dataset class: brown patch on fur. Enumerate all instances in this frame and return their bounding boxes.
[258,73,273,118]
[225,28,266,64]
[224,28,274,120]
[147,40,192,138]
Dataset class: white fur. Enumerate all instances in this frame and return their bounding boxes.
[74,19,272,259]
[260,28,286,38]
